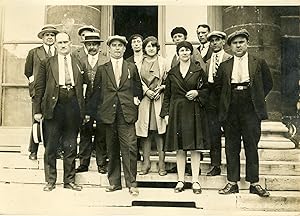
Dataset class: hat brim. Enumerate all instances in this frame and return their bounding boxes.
[32,119,44,144]
[38,29,59,39]
[81,39,104,43]
[107,38,127,46]
[227,33,249,45]
[208,34,226,41]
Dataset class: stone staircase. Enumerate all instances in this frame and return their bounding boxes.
[0,121,299,213]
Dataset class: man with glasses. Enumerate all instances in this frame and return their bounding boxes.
[24,24,59,160]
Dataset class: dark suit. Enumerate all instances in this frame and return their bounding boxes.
[205,52,232,167]
[34,54,86,184]
[24,45,52,154]
[77,53,109,168]
[215,54,273,183]
[92,59,143,188]
[72,47,87,61]
[194,45,213,63]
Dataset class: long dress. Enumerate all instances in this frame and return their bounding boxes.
[160,61,210,152]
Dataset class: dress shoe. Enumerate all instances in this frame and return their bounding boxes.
[192,182,202,194]
[218,183,239,194]
[206,166,221,176]
[43,183,55,192]
[158,169,167,176]
[105,185,122,192]
[98,165,107,174]
[139,166,150,175]
[250,185,270,197]
[75,165,88,173]
[174,181,185,193]
[64,182,82,191]
[129,187,139,196]
[29,152,37,160]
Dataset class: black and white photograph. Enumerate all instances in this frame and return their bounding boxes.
[0,0,299,215]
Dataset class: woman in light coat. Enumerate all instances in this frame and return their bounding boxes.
[135,36,169,176]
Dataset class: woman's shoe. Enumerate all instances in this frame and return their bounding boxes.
[174,181,185,193]
[139,167,150,175]
[192,182,202,194]
[158,170,167,176]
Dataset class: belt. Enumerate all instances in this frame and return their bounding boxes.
[231,83,250,90]
[60,85,74,91]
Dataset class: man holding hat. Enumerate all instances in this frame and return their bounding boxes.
[24,24,59,160]
[92,35,143,196]
[73,25,99,60]
[75,32,108,174]
[216,29,273,197]
[205,31,232,176]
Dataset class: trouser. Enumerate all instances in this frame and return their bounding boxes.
[43,89,81,184]
[78,120,107,167]
[105,104,138,188]
[223,89,261,183]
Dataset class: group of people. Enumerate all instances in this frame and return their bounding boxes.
[24,22,273,198]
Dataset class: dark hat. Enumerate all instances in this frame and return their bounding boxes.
[32,119,44,144]
[77,25,99,36]
[128,34,143,42]
[171,27,188,38]
[81,32,103,43]
[176,41,194,54]
[37,24,59,39]
[227,29,250,45]
[107,35,128,46]
[207,31,227,41]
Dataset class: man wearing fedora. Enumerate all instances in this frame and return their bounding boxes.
[92,35,143,196]
[216,29,273,197]
[205,31,232,176]
[24,24,59,160]
[75,32,109,174]
[34,32,87,192]
[73,25,99,60]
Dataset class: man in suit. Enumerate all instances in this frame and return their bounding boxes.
[24,25,59,160]
[92,35,143,196]
[34,32,87,192]
[73,25,99,60]
[194,24,213,63]
[75,32,109,174]
[205,31,232,176]
[216,29,273,197]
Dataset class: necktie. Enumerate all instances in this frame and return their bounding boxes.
[64,56,72,85]
[213,54,219,77]
[114,60,121,87]
[48,46,52,57]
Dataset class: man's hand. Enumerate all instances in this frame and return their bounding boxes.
[185,90,198,101]
[34,113,43,122]
[134,97,140,106]
[164,115,169,125]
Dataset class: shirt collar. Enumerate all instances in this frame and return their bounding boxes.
[234,52,248,61]
[111,57,123,64]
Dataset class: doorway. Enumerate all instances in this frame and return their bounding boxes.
[113,6,158,59]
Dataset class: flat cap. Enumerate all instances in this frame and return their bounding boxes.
[171,27,187,38]
[81,32,103,43]
[77,25,99,36]
[207,31,227,41]
[37,24,59,39]
[107,35,128,46]
[227,29,250,45]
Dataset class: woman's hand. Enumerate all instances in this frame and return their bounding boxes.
[145,89,156,100]
[185,90,198,100]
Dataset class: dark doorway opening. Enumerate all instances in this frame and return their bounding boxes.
[113,6,158,59]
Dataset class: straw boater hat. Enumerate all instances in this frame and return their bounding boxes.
[77,25,99,36]
[37,24,59,39]
[81,32,103,43]
[106,35,128,46]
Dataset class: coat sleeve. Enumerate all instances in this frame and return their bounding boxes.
[160,73,171,118]
[132,65,143,100]
[32,58,47,114]
[261,59,273,97]
[24,49,34,79]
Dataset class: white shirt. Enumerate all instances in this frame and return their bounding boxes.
[43,44,55,56]
[58,53,75,86]
[231,52,250,83]
[208,49,225,83]
[179,60,190,78]
[88,53,98,68]
[199,42,210,58]
[133,52,143,65]
[111,57,123,85]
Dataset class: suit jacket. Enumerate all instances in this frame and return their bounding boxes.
[72,47,87,60]
[194,45,213,63]
[24,46,49,97]
[215,54,273,122]
[33,55,86,120]
[92,59,143,124]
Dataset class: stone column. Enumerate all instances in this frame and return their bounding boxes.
[223,6,281,120]
[45,5,101,46]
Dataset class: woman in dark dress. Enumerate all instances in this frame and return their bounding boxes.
[160,41,210,194]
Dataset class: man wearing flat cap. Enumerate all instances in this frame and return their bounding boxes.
[205,31,232,176]
[216,29,273,197]
[24,24,59,160]
[75,32,109,174]
[92,35,143,196]
[73,25,99,60]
